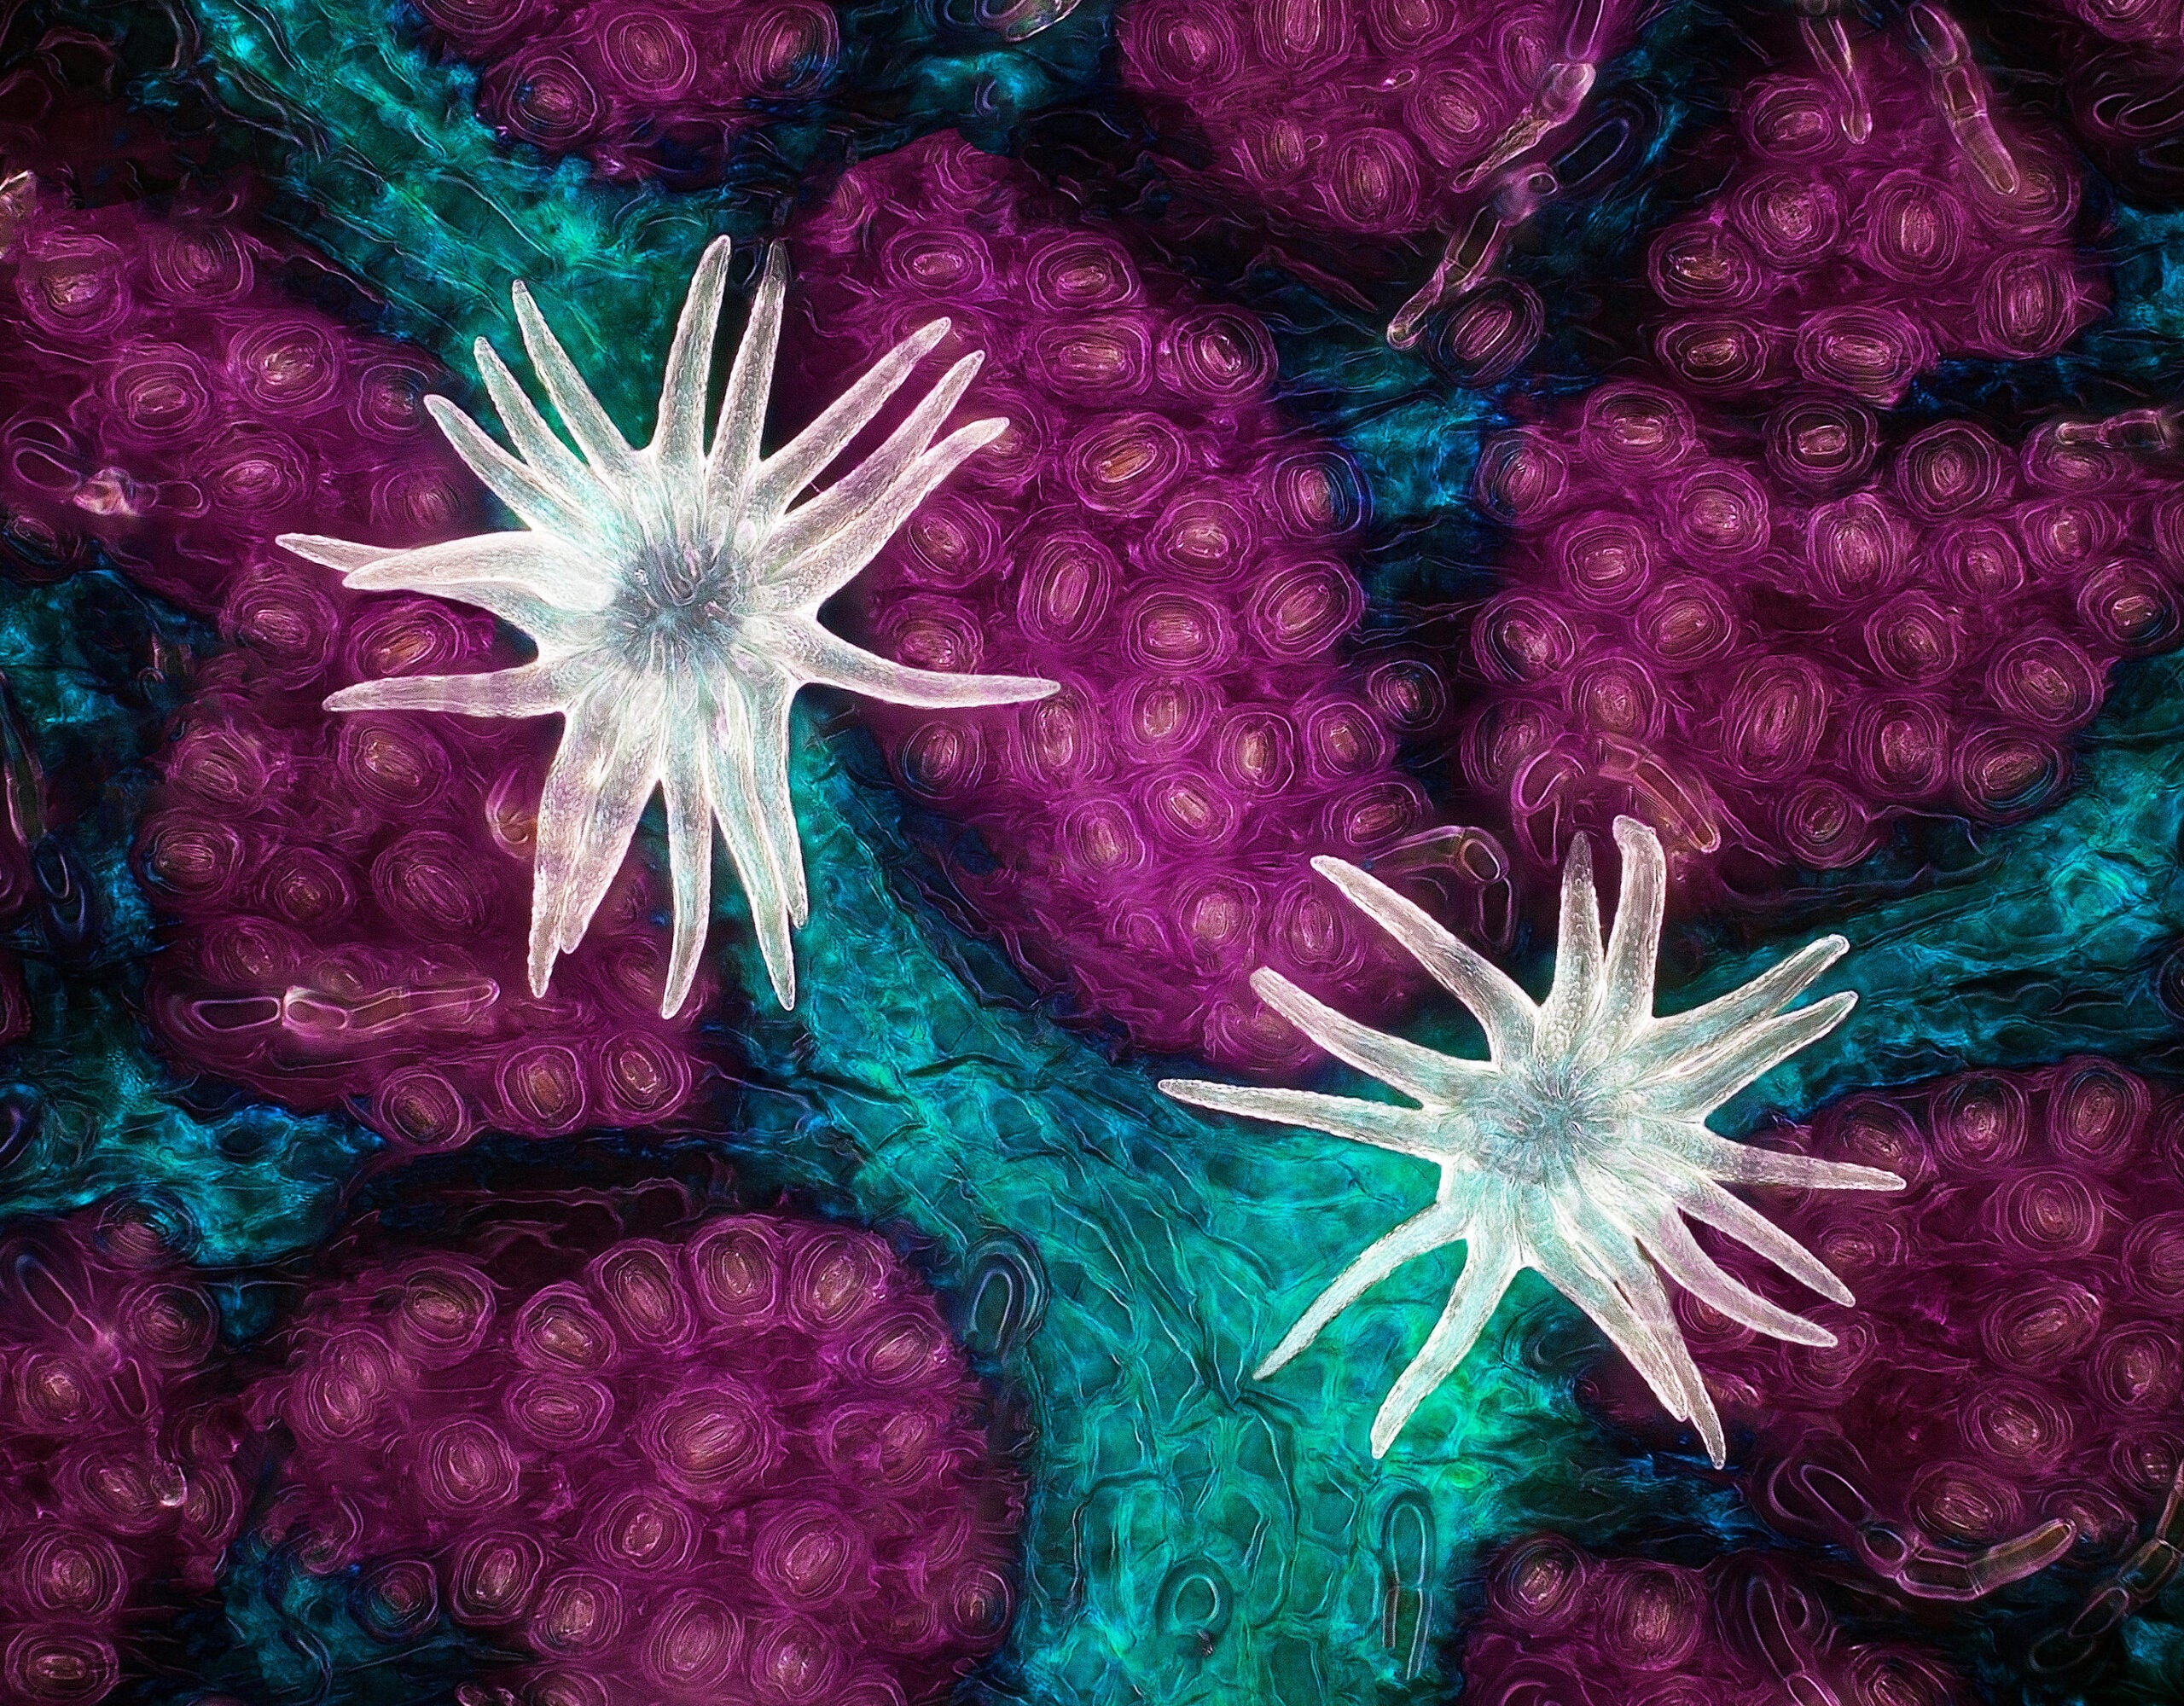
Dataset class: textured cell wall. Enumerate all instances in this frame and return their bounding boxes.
[1581,1062,2184,1681]
[11,2,2184,1706]
[0,19,1605,1696]
[0,551,375,1258]
[1664,644,2184,1124]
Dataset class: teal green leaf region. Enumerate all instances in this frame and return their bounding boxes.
[715,714,1748,1704]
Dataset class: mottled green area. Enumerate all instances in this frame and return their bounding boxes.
[0,569,189,800]
[2120,1596,2184,1705]
[858,2,1116,154]
[0,570,375,1263]
[1686,649,2184,1127]
[2079,205,2184,404]
[0,969,376,1263]
[708,716,1753,1705]
[211,1535,494,1706]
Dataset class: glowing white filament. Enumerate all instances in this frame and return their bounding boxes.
[282,239,1055,1017]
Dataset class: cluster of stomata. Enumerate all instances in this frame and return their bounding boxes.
[279,242,1891,1463]
[282,237,1057,1018]
[1115,0,1649,346]
[249,1208,1025,1706]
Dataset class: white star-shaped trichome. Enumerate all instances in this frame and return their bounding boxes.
[1162,816,1903,1465]
[281,239,1056,1017]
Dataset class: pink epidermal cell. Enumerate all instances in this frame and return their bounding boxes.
[1463,1535,1975,1706]
[1585,1060,2184,1633]
[781,134,1461,1072]
[248,1209,1025,1706]
[0,1204,237,1706]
